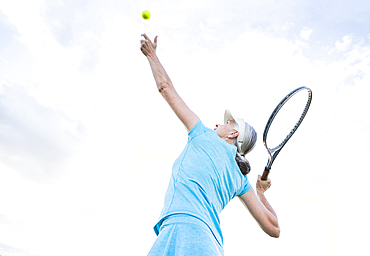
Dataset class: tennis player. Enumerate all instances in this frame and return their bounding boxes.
[140,34,280,256]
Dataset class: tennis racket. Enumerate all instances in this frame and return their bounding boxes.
[261,86,312,180]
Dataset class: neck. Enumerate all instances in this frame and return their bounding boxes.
[222,137,236,145]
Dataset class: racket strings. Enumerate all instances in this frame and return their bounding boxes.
[265,88,312,151]
[281,98,311,146]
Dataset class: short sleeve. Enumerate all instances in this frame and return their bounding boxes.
[236,175,252,196]
[188,120,206,139]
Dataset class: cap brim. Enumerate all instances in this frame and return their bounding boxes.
[225,109,243,127]
[224,109,235,124]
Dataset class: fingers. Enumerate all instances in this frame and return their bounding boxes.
[154,36,158,49]
[140,39,149,50]
[141,33,151,41]
[140,39,147,55]
[141,34,158,45]
[140,34,158,56]
[257,175,271,192]
[259,175,271,183]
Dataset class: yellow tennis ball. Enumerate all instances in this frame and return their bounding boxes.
[142,10,151,20]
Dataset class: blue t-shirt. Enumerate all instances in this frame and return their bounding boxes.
[153,120,252,246]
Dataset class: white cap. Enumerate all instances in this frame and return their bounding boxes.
[224,109,246,153]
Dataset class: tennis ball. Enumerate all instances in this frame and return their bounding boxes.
[142,10,151,20]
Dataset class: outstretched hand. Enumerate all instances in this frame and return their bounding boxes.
[140,34,158,57]
[256,175,271,193]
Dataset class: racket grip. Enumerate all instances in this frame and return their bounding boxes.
[261,169,270,180]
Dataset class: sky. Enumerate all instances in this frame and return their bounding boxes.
[0,0,369,255]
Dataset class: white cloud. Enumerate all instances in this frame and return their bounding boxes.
[0,82,84,181]
[300,27,313,40]
[334,35,353,52]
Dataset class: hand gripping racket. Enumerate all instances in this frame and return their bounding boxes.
[261,87,312,180]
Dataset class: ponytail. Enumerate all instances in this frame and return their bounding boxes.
[235,151,251,175]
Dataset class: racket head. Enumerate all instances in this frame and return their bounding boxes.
[263,86,312,172]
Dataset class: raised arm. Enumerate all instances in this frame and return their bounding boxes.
[140,34,199,132]
[238,175,280,238]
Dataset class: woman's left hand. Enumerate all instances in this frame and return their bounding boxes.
[256,175,271,193]
[140,34,157,57]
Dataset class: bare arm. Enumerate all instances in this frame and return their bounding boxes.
[238,176,280,238]
[140,34,199,132]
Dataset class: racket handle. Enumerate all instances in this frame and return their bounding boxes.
[261,169,270,180]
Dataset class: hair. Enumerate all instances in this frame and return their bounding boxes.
[234,121,257,175]
[235,151,251,175]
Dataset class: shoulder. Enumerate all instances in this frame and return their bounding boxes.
[188,120,216,139]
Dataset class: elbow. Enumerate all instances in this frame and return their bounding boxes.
[262,222,280,238]
[260,218,280,238]
[269,227,280,238]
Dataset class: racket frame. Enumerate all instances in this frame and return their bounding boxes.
[261,86,312,180]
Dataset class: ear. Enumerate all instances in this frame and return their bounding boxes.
[227,131,239,139]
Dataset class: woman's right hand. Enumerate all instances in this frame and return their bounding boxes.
[256,175,271,193]
[140,34,157,58]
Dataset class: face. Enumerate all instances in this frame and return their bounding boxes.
[214,119,238,139]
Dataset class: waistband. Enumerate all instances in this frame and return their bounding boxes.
[160,213,209,232]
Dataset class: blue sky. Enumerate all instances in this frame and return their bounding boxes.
[0,0,369,255]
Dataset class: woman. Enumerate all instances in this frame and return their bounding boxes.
[140,34,280,256]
